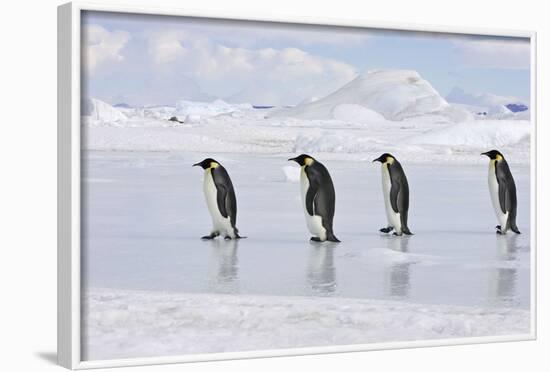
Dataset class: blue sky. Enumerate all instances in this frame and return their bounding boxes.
[82,11,531,106]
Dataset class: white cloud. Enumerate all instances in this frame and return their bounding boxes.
[147,19,370,48]
[83,25,130,72]
[145,31,357,105]
[453,38,530,70]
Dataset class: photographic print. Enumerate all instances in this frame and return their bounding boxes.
[78,9,533,362]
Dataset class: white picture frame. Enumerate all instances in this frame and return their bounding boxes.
[58,1,537,369]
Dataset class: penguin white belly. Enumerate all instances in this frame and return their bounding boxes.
[204,169,235,238]
[381,166,402,234]
[488,162,509,232]
[300,168,327,241]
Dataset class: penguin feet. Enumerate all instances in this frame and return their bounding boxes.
[201,232,220,240]
[392,232,403,236]
[380,226,394,234]
[310,237,322,242]
[495,225,504,235]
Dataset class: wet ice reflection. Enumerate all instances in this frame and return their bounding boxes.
[384,236,412,298]
[490,234,519,306]
[307,244,337,295]
[208,239,240,293]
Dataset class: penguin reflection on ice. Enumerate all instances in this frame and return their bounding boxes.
[481,150,521,235]
[193,158,243,240]
[307,246,336,294]
[208,238,240,293]
[373,153,413,236]
[288,154,340,243]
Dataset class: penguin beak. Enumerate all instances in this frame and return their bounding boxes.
[288,157,296,162]
[372,156,382,163]
[192,162,201,167]
[480,152,488,157]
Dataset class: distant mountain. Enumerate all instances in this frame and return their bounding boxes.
[446,87,528,113]
[269,69,471,123]
[505,103,529,113]
[113,103,132,109]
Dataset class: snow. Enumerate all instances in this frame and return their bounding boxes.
[82,98,127,125]
[175,99,253,119]
[407,120,531,148]
[269,70,471,123]
[83,288,529,360]
[82,103,531,164]
[332,104,388,123]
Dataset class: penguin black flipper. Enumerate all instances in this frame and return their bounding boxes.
[389,173,400,214]
[304,168,320,216]
[496,159,520,234]
[211,166,239,235]
[388,160,412,235]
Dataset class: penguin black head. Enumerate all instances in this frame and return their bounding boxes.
[481,150,504,160]
[288,154,315,167]
[372,153,395,164]
[192,158,219,169]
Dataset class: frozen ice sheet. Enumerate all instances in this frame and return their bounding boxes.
[82,151,531,309]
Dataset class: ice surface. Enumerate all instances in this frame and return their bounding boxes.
[82,152,531,311]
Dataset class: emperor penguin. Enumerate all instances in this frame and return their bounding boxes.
[373,153,412,236]
[193,158,242,240]
[481,150,521,234]
[288,154,340,243]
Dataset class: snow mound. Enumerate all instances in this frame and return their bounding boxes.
[282,166,300,183]
[83,288,530,360]
[82,98,127,125]
[270,70,470,123]
[407,120,531,148]
[332,104,387,123]
[298,96,321,105]
[184,114,202,124]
